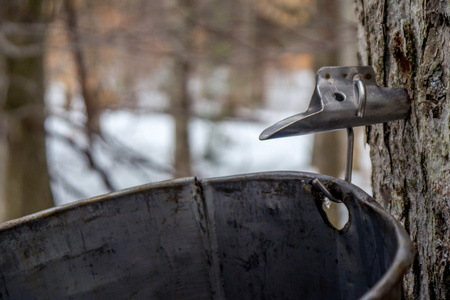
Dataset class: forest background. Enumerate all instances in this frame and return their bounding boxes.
[0,0,371,221]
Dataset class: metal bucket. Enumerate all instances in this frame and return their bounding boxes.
[0,172,414,299]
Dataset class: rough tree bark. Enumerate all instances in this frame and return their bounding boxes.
[0,0,54,221]
[355,1,449,299]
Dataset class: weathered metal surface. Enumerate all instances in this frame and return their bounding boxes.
[0,172,414,299]
[259,66,410,140]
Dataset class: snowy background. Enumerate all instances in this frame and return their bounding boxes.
[45,70,372,206]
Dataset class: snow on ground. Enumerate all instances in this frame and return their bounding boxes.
[46,110,316,205]
[46,69,371,206]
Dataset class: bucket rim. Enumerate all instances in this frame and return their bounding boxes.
[0,171,415,300]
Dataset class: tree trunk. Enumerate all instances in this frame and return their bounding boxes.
[171,58,193,178]
[0,0,54,221]
[355,1,449,298]
[311,0,356,178]
[166,0,195,178]
[64,0,102,141]
[227,0,262,116]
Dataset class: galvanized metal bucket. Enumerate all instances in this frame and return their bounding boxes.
[0,172,414,299]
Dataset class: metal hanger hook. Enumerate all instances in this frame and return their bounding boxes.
[312,178,342,203]
[345,128,354,183]
[344,74,366,183]
[353,74,366,118]
[260,66,410,185]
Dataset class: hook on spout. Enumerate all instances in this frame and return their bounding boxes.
[260,66,410,183]
[354,74,366,118]
[259,66,410,141]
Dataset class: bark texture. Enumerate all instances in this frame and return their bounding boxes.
[355,0,449,298]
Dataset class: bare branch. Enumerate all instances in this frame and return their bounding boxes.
[0,31,44,58]
[0,21,47,36]
[97,131,174,175]
[49,169,88,200]
[47,130,116,191]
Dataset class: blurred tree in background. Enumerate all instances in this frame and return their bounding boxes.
[0,0,360,221]
[0,0,54,220]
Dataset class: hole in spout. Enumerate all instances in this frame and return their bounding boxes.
[322,198,349,230]
[333,92,345,102]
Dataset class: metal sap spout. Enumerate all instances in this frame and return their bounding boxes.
[259,66,410,140]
